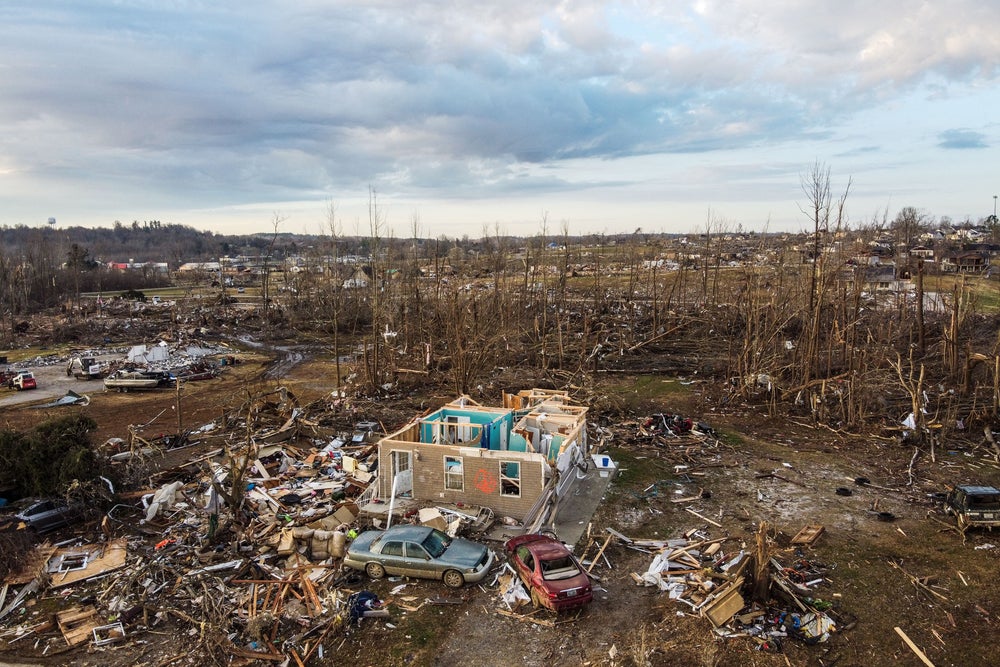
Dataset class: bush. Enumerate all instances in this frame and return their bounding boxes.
[0,529,33,580]
[0,415,114,499]
[119,289,147,302]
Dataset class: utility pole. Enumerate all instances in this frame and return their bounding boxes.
[175,376,182,434]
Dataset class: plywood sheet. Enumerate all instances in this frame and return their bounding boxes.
[50,539,128,588]
[790,524,825,546]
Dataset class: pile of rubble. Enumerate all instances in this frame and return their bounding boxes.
[614,522,844,653]
[0,374,408,663]
[1,369,540,665]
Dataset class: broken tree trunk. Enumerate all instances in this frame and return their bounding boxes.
[752,521,770,603]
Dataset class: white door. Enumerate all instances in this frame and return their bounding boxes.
[391,450,413,496]
[445,415,472,443]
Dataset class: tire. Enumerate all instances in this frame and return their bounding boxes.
[442,569,465,589]
[365,562,386,580]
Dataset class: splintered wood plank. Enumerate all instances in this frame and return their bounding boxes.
[586,534,614,573]
[57,606,99,646]
[703,585,745,628]
[895,627,937,667]
[790,524,825,546]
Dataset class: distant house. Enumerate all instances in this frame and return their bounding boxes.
[343,266,374,289]
[957,228,984,240]
[941,250,990,273]
[178,262,222,272]
[865,265,908,291]
[963,242,999,256]
[908,246,935,261]
[146,262,170,275]
[108,260,170,274]
[840,264,912,292]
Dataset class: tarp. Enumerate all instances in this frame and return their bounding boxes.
[31,390,90,408]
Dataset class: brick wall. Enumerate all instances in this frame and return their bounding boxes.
[379,442,547,520]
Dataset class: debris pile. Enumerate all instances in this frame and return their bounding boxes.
[0,529,372,664]
[1,372,535,665]
[640,413,715,438]
[615,524,846,654]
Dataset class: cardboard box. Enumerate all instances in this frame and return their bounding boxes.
[418,508,448,531]
[333,502,359,526]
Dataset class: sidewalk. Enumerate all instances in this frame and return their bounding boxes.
[553,459,617,548]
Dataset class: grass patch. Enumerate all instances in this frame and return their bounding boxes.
[714,428,744,447]
[605,446,672,490]
[600,375,695,415]
[633,375,693,399]
[973,285,1000,312]
[384,606,455,666]
[922,274,1000,313]
[1,344,77,362]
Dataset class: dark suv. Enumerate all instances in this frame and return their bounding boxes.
[944,485,1000,532]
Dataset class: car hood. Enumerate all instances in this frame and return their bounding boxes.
[442,539,488,567]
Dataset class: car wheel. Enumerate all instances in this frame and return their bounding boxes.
[442,569,465,588]
[365,562,386,579]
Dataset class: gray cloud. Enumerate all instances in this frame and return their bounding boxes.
[1,1,999,229]
[938,129,988,150]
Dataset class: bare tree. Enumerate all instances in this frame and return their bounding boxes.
[261,213,285,340]
[441,284,505,395]
[324,200,344,391]
[66,243,91,310]
[797,162,851,389]
[360,186,395,392]
[892,206,928,249]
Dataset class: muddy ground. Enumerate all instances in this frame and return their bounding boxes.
[2,351,999,667]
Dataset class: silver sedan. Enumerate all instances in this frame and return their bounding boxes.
[344,524,494,588]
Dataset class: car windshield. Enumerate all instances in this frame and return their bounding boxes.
[540,555,580,580]
[967,493,1000,508]
[421,529,452,558]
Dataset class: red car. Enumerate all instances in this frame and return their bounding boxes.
[505,533,593,612]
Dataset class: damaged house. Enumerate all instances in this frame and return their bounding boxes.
[357,389,589,529]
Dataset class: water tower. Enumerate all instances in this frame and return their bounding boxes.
[47,217,56,225]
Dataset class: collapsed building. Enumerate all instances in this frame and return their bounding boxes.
[358,389,590,531]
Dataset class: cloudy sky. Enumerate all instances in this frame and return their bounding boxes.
[1,1,998,237]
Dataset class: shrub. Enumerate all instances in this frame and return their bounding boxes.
[0,415,113,499]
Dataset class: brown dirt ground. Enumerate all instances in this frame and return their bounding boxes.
[2,356,1000,667]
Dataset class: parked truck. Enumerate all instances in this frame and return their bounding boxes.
[944,484,1000,532]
